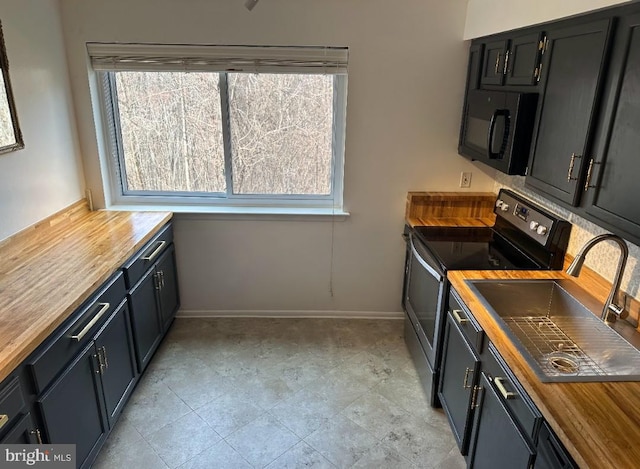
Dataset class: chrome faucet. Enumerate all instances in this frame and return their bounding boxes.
[566,233,629,322]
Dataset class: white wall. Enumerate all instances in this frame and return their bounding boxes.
[59,0,495,315]
[464,0,632,39]
[0,0,84,241]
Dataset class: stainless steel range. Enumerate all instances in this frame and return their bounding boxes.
[402,189,571,406]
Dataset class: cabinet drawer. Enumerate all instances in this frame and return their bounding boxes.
[0,377,26,438]
[483,342,542,440]
[122,223,173,289]
[449,288,484,352]
[28,272,126,394]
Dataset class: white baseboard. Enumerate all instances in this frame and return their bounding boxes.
[176,309,404,320]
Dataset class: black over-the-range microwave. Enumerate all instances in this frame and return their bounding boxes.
[459,90,538,175]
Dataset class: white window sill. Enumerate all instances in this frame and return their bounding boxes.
[103,204,350,221]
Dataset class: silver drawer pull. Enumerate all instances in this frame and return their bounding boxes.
[0,414,8,429]
[70,302,110,342]
[141,241,166,261]
[495,377,517,399]
[452,309,468,325]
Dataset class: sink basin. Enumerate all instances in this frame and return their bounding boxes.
[467,279,640,382]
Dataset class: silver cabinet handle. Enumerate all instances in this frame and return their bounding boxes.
[154,273,161,291]
[463,367,473,389]
[452,309,468,325]
[567,153,580,181]
[142,240,166,261]
[471,385,482,409]
[0,414,8,429]
[584,158,601,191]
[494,53,501,75]
[100,346,108,370]
[503,50,510,75]
[70,302,110,341]
[30,428,43,444]
[158,270,165,289]
[495,377,517,399]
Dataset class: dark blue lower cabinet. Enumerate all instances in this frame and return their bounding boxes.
[468,372,535,469]
[438,312,480,455]
[38,342,107,469]
[128,268,164,373]
[95,302,138,426]
[1,412,40,444]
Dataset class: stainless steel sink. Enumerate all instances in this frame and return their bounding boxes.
[467,279,640,382]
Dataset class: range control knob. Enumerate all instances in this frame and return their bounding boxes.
[500,203,510,212]
[529,221,540,231]
[536,225,548,236]
[495,199,504,209]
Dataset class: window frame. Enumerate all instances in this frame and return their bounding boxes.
[95,65,347,211]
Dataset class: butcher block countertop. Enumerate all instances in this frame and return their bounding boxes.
[449,269,640,469]
[0,200,172,383]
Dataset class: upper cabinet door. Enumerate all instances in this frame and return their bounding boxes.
[583,12,640,241]
[525,19,612,206]
[481,39,508,85]
[505,32,544,86]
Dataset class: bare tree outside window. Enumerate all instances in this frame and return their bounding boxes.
[113,71,334,197]
[228,73,333,195]
[115,72,226,193]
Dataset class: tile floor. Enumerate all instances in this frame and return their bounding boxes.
[93,318,466,469]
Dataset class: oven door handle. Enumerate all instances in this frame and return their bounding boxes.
[409,234,443,282]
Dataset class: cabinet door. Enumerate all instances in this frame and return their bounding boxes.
[128,268,163,372]
[38,343,107,468]
[468,372,535,469]
[481,39,508,85]
[438,312,480,454]
[156,245,180,332]
[583,12,640,241]
[505,32,543,86]
[95,302,138,426]
[525,19,611,206]
[0,413,39,444]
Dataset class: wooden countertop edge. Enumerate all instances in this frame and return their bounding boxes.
[0,207,173,383]
[406,217,495,228]
[448,269,640,469]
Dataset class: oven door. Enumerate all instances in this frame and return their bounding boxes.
[404,233,446,369]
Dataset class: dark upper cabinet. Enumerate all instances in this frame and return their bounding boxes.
[525,18,612,206]
[581,12,640,241]
[477,33,543,88]
[467,44,484,91]
[505,32,544,85]
[481,39,508,85]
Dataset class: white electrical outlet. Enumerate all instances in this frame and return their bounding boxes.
[460,172,472,188]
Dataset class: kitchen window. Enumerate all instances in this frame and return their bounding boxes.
[88,44,348,212]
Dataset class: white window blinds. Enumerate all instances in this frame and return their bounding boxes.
[87,43,348,74]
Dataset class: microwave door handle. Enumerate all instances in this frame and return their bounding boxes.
[487,110,499,159]
[487,109,510,159]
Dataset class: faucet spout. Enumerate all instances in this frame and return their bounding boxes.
[566,233,629,322]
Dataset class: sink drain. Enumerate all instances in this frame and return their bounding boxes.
[547,352,579,374]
